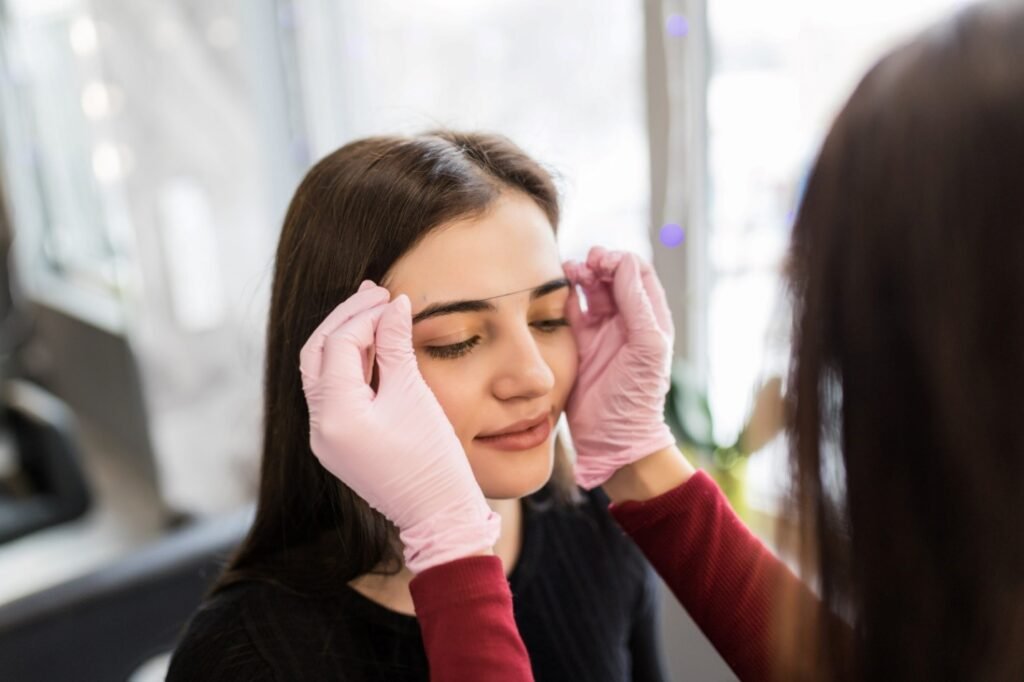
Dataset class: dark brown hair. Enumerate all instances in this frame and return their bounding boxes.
[214,131,576,594]
[781,3,1024,679]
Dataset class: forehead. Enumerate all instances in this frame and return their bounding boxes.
[384,192,562,303]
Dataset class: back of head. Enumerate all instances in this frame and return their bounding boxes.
[215,131,563,594]
[782,2,1024,678]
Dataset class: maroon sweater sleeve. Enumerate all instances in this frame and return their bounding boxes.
[409,472,813,682]
[610,470,800,682]
[410,555,534,681]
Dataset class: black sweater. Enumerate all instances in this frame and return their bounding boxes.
[166,488,667,681]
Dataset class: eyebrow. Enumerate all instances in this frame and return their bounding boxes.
[411,278,570,325]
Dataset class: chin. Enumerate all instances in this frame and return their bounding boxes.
[469,442,556,500]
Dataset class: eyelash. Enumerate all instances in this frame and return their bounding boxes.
[424,318,570,360]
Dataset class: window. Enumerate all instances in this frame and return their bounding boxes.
[0,2,130,330]
[705,0,981,510]
[291,0,651,260]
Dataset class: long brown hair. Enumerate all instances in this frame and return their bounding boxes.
[214,131,576,595]
[781,3,1024,679]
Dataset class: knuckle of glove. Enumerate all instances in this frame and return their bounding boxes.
[314,407,368,451]
[632,327,670,357]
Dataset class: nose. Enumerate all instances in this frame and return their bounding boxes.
[490,326,556,401]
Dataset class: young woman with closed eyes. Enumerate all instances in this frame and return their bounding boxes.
[166,131,672,681]
[310,3,1024,681]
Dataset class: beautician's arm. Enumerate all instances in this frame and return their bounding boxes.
[410,445,817,682]
[407,441,692,682]
[601,444,696,503]
[557,248,824,679]
[410,554,535,682]
[606,445,821,682]
[406,440,694,682]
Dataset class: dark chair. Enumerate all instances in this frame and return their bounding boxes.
[0,379,91,545]
[0,504,252,682]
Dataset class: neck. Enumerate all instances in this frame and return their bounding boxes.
[488,496,524,572]
[348,497,523,616]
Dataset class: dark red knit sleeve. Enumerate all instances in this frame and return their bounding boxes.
[409,473,814,682]
[610,470,801,682]
[409,555,534,681]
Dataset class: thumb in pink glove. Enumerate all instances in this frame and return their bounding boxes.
[299,280,500,573]
[562,248,677,490]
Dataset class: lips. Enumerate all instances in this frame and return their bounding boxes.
[476,413,549,439]
[474,415,552,452]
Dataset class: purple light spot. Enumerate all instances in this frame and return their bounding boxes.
[660,223,685,248]
[666,14,689,37]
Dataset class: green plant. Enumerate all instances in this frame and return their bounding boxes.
[663,359,783,516]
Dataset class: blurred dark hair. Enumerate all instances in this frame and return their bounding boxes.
[780,3,1024,679]
[214,130,576,595]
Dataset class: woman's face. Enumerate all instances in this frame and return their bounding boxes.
[383,190,578,499]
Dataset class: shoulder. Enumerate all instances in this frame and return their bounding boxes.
[167,582,277,681]
[168,580,339,681]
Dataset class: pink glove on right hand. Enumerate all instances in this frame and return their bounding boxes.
[563,248,677,490]
[300,281,500,574]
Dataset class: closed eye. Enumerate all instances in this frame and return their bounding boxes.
[424,336,481,360]
[533,318,569,332]
[423,318,569,360]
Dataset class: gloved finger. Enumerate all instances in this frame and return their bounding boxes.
[562,259,581,283]
[373,295,418,392]
[636,258,674,339]
[562,260,594,331]
[612,253,662,336]
[570,259,597,288]
[589,252,673,338]
[580,276,617,319]
[584,245,609,271]
[299,284,390,380]
[585,246,625,278]
[358,281,382,384]
[317,302,390,392]
[564,280,587,332]
[580,247,631,319]
[568,259,617,320]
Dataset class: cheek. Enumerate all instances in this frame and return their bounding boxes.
[414,356,479,438]
[543,333,579,404]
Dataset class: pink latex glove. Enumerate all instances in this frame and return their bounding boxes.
[299,280,500,574]
[562,248,677,490]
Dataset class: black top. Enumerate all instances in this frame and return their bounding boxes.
[167,488,667,681]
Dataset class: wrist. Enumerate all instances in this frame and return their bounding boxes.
[399,503,501,574]
[601,444,696,504]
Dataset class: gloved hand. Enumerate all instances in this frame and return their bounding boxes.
[562,248,677,490]
[300,280,500,573]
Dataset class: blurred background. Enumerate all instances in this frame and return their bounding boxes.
[0,0,980,679]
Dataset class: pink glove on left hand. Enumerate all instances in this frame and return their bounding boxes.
[562,248,677,490]
[300,281,500,574]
